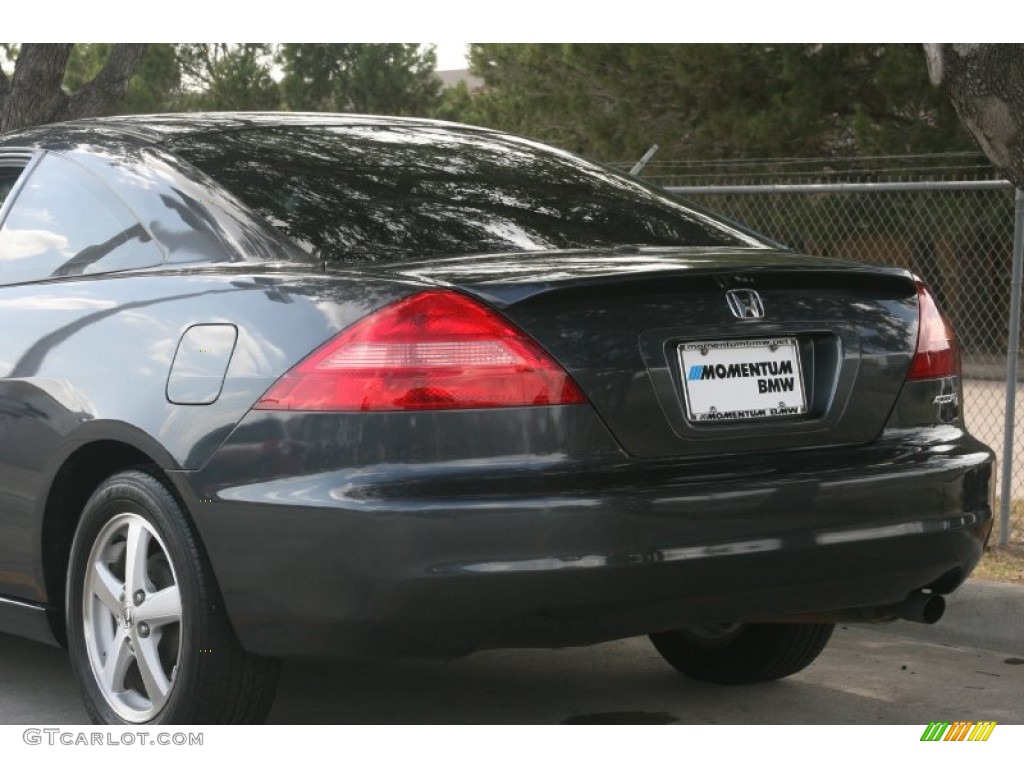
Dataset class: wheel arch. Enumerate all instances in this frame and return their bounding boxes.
[38,431,193,645]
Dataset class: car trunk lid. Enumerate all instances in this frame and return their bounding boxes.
[361,247,920,459]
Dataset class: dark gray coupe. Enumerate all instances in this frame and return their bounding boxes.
[0,113,993,724]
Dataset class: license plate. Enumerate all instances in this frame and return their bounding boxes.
[678,338,807,423]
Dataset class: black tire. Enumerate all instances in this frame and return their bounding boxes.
[66,469,279,724]
[649,622,834,685]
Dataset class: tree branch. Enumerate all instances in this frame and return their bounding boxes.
[65,43,150,120]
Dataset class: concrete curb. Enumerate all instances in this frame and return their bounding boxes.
[869,579,1024,655]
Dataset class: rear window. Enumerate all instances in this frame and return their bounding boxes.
[166,124,758,264]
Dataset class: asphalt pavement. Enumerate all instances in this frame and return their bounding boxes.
[0,578,1020,725]
[874,578,1023,655]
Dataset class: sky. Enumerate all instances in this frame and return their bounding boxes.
[431,43,470,71]
[3,1,1000,48]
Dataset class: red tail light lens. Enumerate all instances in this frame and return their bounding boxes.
[907,280,960,381]
[254,290,587,411]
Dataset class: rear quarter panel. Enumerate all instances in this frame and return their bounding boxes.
[0,268,411,602]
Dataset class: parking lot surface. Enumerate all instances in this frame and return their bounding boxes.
[2,625,1020,725]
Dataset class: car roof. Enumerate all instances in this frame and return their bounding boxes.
[0,112,495,151]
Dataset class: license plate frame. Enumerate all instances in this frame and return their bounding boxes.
[678,337,807,423]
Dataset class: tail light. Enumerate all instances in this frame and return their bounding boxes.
[907,279,960,381]
[254,290,586,411]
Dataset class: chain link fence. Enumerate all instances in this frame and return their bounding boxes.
[621,154,1023,534]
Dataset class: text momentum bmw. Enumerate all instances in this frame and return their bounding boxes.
[0,114,993,724]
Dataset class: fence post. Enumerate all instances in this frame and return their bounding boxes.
[629,145,660,177]
[1000,188,1024,546]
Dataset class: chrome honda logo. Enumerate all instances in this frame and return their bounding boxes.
[121,605,135,630]
[726,289,764,319]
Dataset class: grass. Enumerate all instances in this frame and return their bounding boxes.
[972,499,1024,583]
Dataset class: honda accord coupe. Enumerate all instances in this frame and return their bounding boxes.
[0,113,993,724]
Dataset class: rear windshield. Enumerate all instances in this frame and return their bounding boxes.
[167,124,759,264]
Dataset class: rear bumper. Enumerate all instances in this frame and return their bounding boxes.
[174,410,994,659]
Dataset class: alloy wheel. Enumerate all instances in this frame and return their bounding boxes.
[82,512,183,723]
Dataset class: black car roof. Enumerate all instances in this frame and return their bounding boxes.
[0,112,493,150]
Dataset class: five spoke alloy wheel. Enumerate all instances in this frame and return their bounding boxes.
[67,470,279,724]
[83,513,182,722]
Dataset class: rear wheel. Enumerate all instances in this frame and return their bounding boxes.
[66,469,279,724]
[649,622,834,685]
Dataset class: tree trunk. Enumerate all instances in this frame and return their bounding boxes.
[0,44,73,132]
[924,44,1024,189]
[66,44,150,120]
[0,43,150,133]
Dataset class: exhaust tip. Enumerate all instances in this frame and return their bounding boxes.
[898,592,945,624]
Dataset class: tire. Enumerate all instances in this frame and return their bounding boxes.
[66,469,279,724]
[649,622,834,685]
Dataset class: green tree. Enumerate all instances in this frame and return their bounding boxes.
[65,43,181,114]
[432,80,478,123]
[65,44,283,114]
[176,44,280,111]
[459,44,973,161]
[278,44,441,116]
